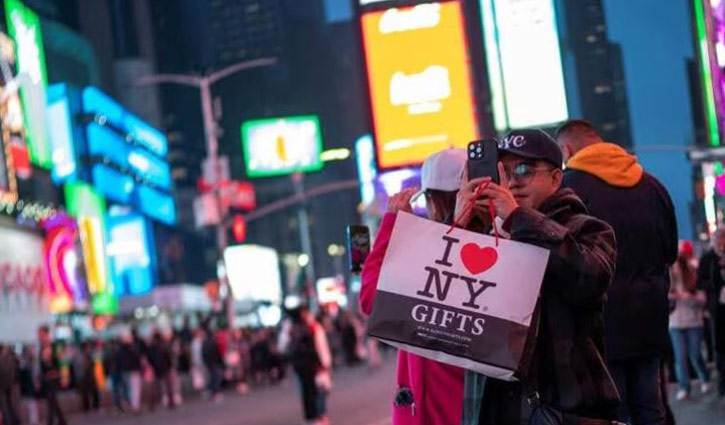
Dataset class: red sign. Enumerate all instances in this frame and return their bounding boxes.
[232,214,246,243]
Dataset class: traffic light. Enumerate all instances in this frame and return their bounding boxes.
[232,214,246,243]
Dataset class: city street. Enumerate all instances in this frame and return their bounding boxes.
[64,358,725,425]
[72,361,397,425]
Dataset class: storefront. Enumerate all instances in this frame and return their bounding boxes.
[0,216,50,343]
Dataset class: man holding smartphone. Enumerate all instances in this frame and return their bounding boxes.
[458,129,622,425]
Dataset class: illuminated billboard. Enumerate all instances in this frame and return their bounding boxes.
[42,214,89,313]
[223,244,282,303]
[361,2,479,169]
[480,0,568,130]
[82,87,168,157]
[241,116,323,178]
[64,182,117,314]
[5,0,51,168]
[107,213,155,296]
[694,0,724,146]
[47,84,78,183]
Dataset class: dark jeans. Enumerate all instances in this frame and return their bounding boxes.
[716,352,725,396]
[110,374,128,410]
[207,366,223,395]
[669,328,709,392]
[296,371,326,421]
[0,387,21,425]
[151,373,175,409]
[43,388,67,425]
[609,357,665,425]
[78,377,100,411]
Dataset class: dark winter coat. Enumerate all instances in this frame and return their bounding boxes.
[696,249,725,352]
[562,169,678,361]
[462,189,620,425]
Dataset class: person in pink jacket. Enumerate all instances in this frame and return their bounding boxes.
[360,149,468,425]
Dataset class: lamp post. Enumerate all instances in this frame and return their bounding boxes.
[136,58,278,326]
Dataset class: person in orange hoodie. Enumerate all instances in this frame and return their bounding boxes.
[557,120,678,425]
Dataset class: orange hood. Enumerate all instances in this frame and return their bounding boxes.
[566,143,643,187]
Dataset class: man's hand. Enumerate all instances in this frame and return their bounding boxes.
[454,166,491,228]
[475,162,519,221]
[386,188,417,214]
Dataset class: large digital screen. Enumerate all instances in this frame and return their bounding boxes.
[87,123,172,190]
[5,0,51,168]
[224,244,282,303]
[43,214,89,313]
[64,182,116,314]
[107,213,155,296]
[82,86,168,157]
[241,116,323,178]
[480,0,568,130]
[136,185,176,225]
[47,84,77,183]
[694,0,724,146]
[361,2,479,169]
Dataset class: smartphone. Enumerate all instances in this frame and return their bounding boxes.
[346,225,371,274]
[467,139,500,184]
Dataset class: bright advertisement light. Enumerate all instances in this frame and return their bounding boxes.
[107,213,154,296]
[46,85,77,183]
[5,0,51,168]
[224,244,282,303]
[316,277,347,306]
[694,0,723,146]
[703,162,719,234]
[481,0,568,130]
[43,216,89,313]
[82,87,168,157]
[64,182,117,314]
[355,135,377,206]
[241,116,323,178]
[361,2,479,169]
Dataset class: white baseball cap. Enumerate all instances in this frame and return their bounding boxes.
[412,148,467,201]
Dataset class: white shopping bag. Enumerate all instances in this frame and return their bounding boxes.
[367,212,549,381]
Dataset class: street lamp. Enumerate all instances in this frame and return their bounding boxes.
[136,58,278,326]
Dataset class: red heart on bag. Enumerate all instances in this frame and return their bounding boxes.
[460,243,498,275]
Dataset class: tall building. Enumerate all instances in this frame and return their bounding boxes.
[558,0,633,147]
[149,0,367,285]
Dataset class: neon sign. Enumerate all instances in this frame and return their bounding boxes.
[5,0,51,167]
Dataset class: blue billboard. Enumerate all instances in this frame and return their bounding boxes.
[82,87,168,157]
[106,212,156,296]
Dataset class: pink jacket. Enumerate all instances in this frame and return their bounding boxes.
[360,213,464,425]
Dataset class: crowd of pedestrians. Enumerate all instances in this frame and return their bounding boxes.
[0,309,375,425]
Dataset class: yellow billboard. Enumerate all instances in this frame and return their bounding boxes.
[361,1,480,169]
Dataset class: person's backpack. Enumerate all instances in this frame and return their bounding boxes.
[288,323,320,373]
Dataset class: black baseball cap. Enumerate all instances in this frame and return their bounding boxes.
[497,129,563,169]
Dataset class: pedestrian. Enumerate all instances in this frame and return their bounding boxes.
[117,331,144,413]
[37,326,68,425]
[0,344,21,425]
[18,346,40,425]
[669,245,712,401]
[557,120,678,424]
[104,339,127,412]
[360,148,469,425]
[459,130,620,424]
[190,329,207,393]
[696,227,725,398]
[279,306,332,425]
[73,341,99,412]
[202,328,225,402]
[147,331,175,410]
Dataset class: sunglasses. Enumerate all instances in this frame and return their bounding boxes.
[503,163,556,183]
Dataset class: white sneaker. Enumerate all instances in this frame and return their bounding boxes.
[676,389,690,401]
[702,382,714,394]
